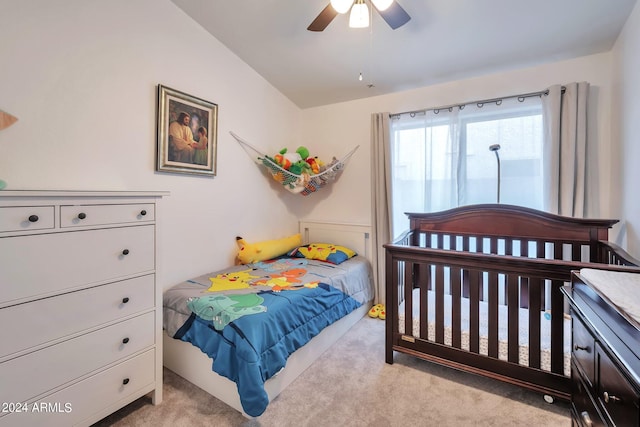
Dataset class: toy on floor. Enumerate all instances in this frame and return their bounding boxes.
[368,303,385,320]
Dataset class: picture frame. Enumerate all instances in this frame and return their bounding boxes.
[156,85,218,176]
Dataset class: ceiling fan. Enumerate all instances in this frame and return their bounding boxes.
[308,0,411,32]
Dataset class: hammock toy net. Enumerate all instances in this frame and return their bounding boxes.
[231,131,358,196]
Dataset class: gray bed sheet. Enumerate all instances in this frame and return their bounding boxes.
[163,255,374,337]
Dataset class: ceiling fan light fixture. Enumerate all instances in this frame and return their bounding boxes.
[371,0,393,11]
[349,0,369,28]
[330,0,354,14]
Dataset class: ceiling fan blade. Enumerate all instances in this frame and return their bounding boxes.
[307,4,339,32]
[376,1,411,30]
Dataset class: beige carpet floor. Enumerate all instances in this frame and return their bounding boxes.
[93,316,571,426]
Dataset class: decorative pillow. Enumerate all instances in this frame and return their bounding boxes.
[290,243,357,265]
[236,233,303,264]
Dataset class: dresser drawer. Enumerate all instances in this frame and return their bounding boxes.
[0,349,155,427]
[0,275,154,359]
[0,312,154,405]
[0,206,54,233]
[60,203,155,228]
[571,362,606,426]
[597,344,640,426]
[572,313,596,388]
[0,225,154,305]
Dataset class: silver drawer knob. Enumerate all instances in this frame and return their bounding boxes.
[603,391,621,404]
[580,411,593,426]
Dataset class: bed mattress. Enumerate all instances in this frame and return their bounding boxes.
[398,288,571,376]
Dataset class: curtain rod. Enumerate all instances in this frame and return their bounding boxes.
[391,87,565,118]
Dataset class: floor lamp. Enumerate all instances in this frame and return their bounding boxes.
[489,144,501,203]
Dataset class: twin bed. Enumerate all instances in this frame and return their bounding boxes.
[384,204,640,401]
[162,221,375,417]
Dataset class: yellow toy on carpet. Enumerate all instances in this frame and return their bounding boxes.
[368,304,385,320]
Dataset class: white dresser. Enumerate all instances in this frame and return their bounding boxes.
[0,190,167,426]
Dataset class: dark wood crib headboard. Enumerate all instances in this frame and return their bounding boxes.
[404,204,621,264]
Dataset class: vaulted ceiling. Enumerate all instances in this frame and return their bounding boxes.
[171,0,637,109]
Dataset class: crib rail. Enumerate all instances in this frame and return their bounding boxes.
[384,244,638,400]
[598,241,640,266]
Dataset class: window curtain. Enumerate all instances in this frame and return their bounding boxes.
[541,82,589,217]
[371,113,392,305]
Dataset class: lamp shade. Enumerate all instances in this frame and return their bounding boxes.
[331,0,354,14]
[371,0,393,11]
[349,0,369,28]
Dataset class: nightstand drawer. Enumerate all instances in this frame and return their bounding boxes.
[0,206,54,233]
[597,345,640,426]
[60,203,155,228]
[0,349,155,427]
[0,225,154,305]
[0,275,154,359]
[572,313,596,388]
[0,312,154,405]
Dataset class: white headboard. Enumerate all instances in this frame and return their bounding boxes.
[298,220,372,266]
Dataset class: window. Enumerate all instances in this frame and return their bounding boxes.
[390,96,543,238]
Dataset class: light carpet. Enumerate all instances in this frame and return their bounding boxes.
[92,316,570,426]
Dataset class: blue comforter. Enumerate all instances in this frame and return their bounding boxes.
[173,283,361,417]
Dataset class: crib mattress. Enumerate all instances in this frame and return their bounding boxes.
[398,288,571,376]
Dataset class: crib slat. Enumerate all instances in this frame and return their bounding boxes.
[528,277,542,369]
[469,270,480,354]
[505,238,513,256]
[572,243,581,261]
[404,262,413,337]
[419,264,429,340]
[489,237,498,254]
[550,279,565,374]
[554,241,562,260]
[487,271,498,358]
[435,265,445,344]
[507,274,519,363]
[451,266,462,348]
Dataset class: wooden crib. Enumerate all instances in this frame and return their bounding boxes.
[384,204,640,401]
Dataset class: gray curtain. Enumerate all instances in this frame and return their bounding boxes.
[371,113,392,305]
[542,82,589,217]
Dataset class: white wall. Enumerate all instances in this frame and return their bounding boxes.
[0,0,305,289]
[612,1,640,258]
[300,53,616,229]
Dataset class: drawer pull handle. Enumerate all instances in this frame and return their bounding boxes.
[122,378,130,385]
[28,215,39,223]
[122,337,130,344]
[580,411,593,426]
[78,212,86,220]
[140,210,147,216]
[574,344,589,352]
[122,249,130,256]
[122,297,130,304]
[603,391,621,404]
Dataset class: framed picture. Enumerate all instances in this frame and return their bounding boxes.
[156,85,218,176]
